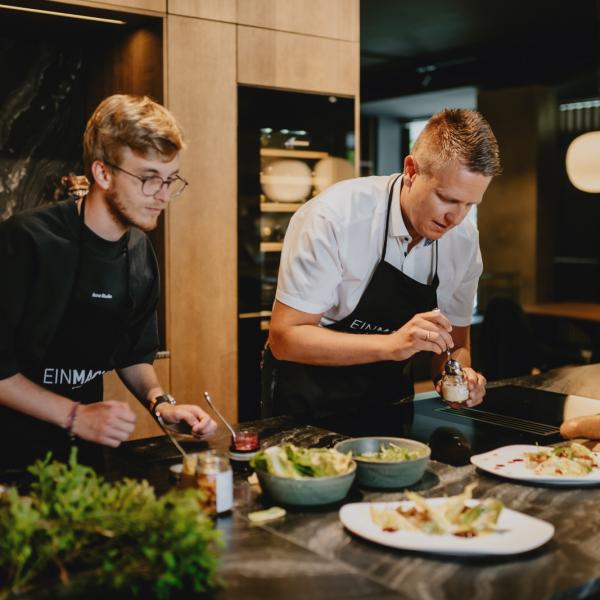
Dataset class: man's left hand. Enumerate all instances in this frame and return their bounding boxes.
[156,403,217,436]
[436,367,486,409]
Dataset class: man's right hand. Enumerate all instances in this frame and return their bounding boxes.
[72,400,137,447]
[383,309,454,361]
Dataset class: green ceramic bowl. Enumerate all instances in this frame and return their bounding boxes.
[334,437,430,489]
[255,462,357,506]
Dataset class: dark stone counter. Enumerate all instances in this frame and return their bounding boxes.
[100,363,600,600]
[6,364,600,599]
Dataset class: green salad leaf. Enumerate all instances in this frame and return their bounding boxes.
[357,442,424,462]
[250,444,353,479]
[0,449,222,600]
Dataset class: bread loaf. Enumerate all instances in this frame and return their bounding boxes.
[560,414,600,439]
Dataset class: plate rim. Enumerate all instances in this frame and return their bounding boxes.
[339,498,554,556]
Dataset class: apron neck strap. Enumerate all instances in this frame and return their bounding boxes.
[381,174,402,259]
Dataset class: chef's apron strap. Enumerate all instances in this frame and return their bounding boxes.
[380,174,402,261]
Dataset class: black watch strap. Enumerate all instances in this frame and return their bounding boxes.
[151,394,176,415]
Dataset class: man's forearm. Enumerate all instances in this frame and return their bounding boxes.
[0,373,74,428]
[116,363,163,408]
[270,324,390,366]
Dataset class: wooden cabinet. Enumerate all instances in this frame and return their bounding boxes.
[237,26,358,96]
[166,16,238,424]
[168,0,236,21]
[237,0,359,41]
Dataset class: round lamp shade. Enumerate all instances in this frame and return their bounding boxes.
[565,131,600,193]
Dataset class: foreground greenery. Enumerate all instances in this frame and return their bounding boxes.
[0,451,221,599]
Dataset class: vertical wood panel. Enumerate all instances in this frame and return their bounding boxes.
[166,16,238,423]
[236,0,359,41]
[103,358,169,440]
[168,0,236,21]
[237,26,358,96]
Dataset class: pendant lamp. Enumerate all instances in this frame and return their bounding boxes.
[565,131,600,193]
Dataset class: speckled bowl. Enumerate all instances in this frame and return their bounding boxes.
[255,462,357,506]
[334,437,430,489]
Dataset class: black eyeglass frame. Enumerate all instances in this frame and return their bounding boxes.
[104,161,188,198]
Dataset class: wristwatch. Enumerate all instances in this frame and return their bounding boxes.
[150,393,176,416]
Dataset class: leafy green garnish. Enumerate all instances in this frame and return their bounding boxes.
[250,444,353,479]
[0,449,221,599]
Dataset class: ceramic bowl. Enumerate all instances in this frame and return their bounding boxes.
[261,159,312,202]
[254,462,356,506]
[334,437,430,489]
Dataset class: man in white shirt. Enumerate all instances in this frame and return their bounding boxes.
[265,108,501,420]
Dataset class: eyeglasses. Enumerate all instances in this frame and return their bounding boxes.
[105,162,188,198]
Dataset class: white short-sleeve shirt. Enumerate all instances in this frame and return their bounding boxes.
[275,174,482,327]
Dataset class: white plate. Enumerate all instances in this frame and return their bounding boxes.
[339,498,554,556]
[470,444,600,485]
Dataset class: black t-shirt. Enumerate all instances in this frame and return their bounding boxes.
[0,213,157,470]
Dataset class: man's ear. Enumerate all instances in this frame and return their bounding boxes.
[403,155,419,185]
[90,160,111,191]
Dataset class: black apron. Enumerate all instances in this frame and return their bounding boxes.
[1,198,131,469]
[262,175,439,421]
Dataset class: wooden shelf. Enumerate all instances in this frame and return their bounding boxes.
[239,310,272,319]
[260,242,283,252]
[260,202,304,212]
[260,148,329,159]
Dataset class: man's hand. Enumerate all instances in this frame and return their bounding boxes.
[156,403,217,436]
[436,366,486,408]
[73,400,137,447]
[384,309,454,361]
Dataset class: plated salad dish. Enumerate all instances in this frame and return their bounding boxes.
[250,444,354,478]
[339,483,554,555]
[524,442,599,476]
[470,443,600,485]
[370,483,502,538]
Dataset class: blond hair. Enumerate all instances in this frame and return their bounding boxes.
[83,94,185,181]
[412,108,501,177]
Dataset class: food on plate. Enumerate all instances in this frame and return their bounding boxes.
[560,414,600,439]
[370,483,503,537]
[524,442,599,476]
[356,442,425,462]
[250,444,354,479]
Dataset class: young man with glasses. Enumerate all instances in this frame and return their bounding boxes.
[0,94,216,469]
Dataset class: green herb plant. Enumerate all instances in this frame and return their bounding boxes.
[0,450,222,599]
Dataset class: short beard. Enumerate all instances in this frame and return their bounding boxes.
[105,189,158,233]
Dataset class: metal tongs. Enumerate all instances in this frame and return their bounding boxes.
[204,391,238,443]
[154,411,189,460]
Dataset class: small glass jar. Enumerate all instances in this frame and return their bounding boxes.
[195,451,233,515]
[441,374,469,404]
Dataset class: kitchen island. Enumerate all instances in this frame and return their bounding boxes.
[5,364,600,600]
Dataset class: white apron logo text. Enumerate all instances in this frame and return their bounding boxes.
[43,368,106,389]
[349,319,392,333]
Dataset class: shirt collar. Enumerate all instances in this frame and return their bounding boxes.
[389,174,434,246]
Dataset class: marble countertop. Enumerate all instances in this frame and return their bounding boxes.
[7,364,600,599]
[104,363,600,600]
